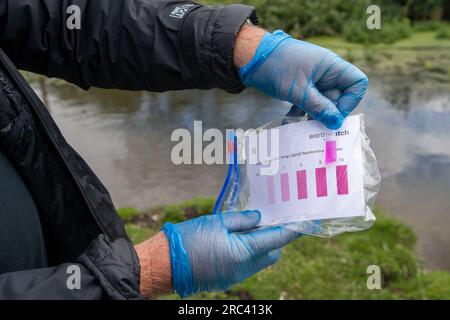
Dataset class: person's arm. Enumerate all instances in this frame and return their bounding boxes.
[233,24,266,68]
[134,232,172,298]
[0,236,143,300]
[0,0,256,93]
[0,1,367,129]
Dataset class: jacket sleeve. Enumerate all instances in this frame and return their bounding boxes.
[0,0,257,93]
[0,235,144,300]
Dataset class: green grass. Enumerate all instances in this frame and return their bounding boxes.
[124,224,154,244]
[160,196,215,224]
[436,28,450,40]
[117,207,141,222]
[394,31,450,47]
[119,198,450,300]
[309,28,450,49]
[308,28,450,83]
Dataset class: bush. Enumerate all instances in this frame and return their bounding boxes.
[413,20,445,32]
[343,19,412,44]
[202,0,362,38]
[435,27,450,39]
[202,0,448,44]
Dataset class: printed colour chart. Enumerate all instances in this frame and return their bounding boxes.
[246,115,365,226]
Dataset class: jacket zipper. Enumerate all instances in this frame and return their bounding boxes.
[0,52,110,237]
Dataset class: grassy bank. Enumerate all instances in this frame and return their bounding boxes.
[308,27,450,83]
[118,197,450,300]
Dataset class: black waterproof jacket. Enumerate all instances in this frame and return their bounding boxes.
[0,0,257,299]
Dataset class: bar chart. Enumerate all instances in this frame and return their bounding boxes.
[266,165,349,204]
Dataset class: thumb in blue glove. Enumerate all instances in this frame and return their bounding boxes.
[162,210,300,297]
[240,30,369,130]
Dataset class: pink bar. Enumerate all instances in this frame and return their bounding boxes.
[267,176,275,204]
[280,173,290,202]
[325,140,337,164]
[336,165,349,195]
[315,167,328,197]
[296,170,308,199]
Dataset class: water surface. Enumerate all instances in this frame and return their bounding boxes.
[32,74,450,270]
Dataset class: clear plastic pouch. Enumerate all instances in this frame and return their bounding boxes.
[213,107,381,237]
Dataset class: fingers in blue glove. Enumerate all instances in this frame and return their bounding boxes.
[299,85,344,130]
[336,76,368,118]
[220,210,301,254]
[240,225,301,254]
[220,210,261,232]
[240,30,369,130]
[163,210,301,298]
[315,57,369,118]
[252,249,281,273]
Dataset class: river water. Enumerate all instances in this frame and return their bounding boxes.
[31,74,450,270]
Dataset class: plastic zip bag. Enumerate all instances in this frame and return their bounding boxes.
[213,107,381,237]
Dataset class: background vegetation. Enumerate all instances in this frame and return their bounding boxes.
[203,0,450,43]
[118,198,450,300]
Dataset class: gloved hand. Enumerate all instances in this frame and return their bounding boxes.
[240,30,368,130]
[162,210,300,297]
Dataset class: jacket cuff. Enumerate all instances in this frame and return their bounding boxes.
[179,4,258,93]
[76,235,144,300]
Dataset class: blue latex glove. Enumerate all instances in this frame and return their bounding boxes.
[240,30,368,130]
[162,210,300,297]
